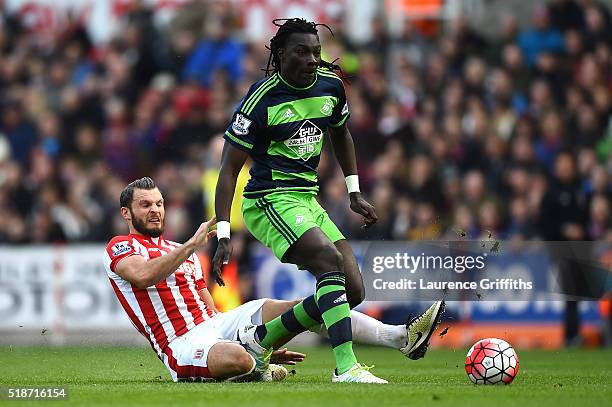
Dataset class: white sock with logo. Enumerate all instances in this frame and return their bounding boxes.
[311,310,406,349]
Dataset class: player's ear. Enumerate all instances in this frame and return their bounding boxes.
[120,207,131,221]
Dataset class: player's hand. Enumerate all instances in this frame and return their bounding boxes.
[211,237,232,286]
[188,217,217,247]
[270,348,306,365]
[349,192,378,228]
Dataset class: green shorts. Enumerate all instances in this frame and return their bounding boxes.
[242,191,345,261]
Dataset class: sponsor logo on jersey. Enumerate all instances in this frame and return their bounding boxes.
[232,113,252,136]
[112,241,132,257]
[321,99,333,115]
[341,102,349,115]
[284,120,323,161]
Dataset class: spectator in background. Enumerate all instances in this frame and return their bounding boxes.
[1,101,37,166]
[501,45,532,113]
[518,4,565,67]
[506,197,537,240]
[461,170,488,217]
[539,152,587,241]
[588,194,611,240]
[539,152,588,347]
[535,110,567,172]
[36,111,61,160]
[487,13,519,64]
[365,14,391,63]
[102,98,137,180]
[182,14,243,88]
[444,204,478,239]
[548,0,585,32]
[582,4,612,50]
[407,201,440,240]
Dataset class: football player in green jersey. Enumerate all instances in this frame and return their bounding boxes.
[213,18,444,383]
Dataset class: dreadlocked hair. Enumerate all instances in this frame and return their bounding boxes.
[264,18,348,81]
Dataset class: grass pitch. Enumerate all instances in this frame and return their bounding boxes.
[1,345,611,407]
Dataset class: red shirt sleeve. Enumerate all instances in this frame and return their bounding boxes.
[105,236,139,273]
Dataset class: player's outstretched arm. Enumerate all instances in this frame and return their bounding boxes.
[115,218,217,289]
[328,124,378,227]
[212,141,249,286]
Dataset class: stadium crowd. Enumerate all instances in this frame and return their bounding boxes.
[0,0,610,252]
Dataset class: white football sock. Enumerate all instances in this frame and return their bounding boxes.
[311,310,406,349]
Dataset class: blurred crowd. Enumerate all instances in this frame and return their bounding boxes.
[0,0,610,250]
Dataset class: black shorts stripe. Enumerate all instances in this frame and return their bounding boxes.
[257,198,298,244]
[263,205,296,244]
[262,197,299,241]
[327,318,352,348]
[256,199,294,244]
[302,295,323,323]
[281,309,307,333]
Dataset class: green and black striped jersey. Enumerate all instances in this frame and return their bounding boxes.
[224,68,350,198]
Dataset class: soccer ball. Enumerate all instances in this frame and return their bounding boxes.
[465,338,519,385]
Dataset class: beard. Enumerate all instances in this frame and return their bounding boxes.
[130,208,164,237]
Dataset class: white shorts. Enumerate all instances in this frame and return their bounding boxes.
[162,298,267,382]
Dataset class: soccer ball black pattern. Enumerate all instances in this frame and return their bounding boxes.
[465,338,519,385]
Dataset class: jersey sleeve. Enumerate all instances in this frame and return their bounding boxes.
[105,236,140,273]
[192,253,207,291]
[329,78,350,128]
[224,82,265,152]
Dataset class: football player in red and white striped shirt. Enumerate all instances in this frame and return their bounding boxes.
[104,177,302,382]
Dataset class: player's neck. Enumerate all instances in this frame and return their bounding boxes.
[278,70,317,90]
[128,228,162,243]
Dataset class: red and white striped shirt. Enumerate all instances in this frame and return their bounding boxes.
[104,234,216,358]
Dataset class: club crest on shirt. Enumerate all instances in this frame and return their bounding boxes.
[284,120,323,161]
[232,113,252,136]
[321,99,333,115]
[112,241,132,257]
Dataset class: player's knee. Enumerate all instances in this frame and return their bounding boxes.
[308,246,343,275]
[233,351,255,375]
[321,245,343,270]
[209,344,255,379]
[334,248,344,269]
